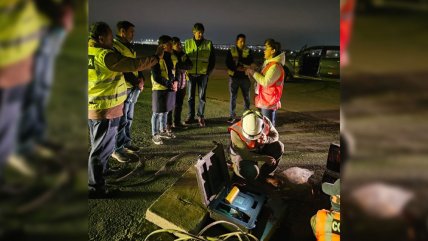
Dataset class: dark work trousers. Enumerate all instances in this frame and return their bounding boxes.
[261,108,277,127]
[0,85,27,177]
[115,88,140,152]
[187,74,208,119]
[167,88,186,125]
[234,141,284,180]
[17,28,67,155]
[88,117,120,191]
[229,77,251,118]
[257,141,284,177]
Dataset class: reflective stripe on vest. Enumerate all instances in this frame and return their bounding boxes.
[113,38,138,88]
[255,61,285,110]
[315,210,340,241]
[228,118,271,150]
[88,46,127,110]
[0,0,44,67]
[184,39,211,75]
[171,53,178,78]
[227,46,250,76]
[151,59,169,91]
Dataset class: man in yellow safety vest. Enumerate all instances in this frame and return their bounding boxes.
[111,20,144,163]
[183,23,215,127]
[87,22,162,197]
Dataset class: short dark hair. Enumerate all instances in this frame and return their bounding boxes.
[116,21,135,32]
[236,34,246,41]
[192,23,205,33]
[89,22,111,40]
[158,35,172,45]
[265,38,282,57]
[172,37,181,44]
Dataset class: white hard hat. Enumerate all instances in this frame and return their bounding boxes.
[242,110,263,140]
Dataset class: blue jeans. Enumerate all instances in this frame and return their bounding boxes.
[261,108,277,127]
[88,117,120,190]
[229,77,251,117]
[151,112,167,136]
[187,74,208,119]
[17,28,67,154]
[0,85,27,177]
[115,88,140,151]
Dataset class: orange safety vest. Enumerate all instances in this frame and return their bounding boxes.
[228,118,271,150]
[255,62,284,110]
[314,210,341,241]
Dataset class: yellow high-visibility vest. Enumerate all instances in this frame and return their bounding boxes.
[0,0,45,67]
[184,38,211,75]
[88,45,127,111]
[113,38,139,89]
[151,59,169,91]
[227,46,250,76]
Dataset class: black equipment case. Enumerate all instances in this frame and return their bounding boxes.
[194,143,266,232]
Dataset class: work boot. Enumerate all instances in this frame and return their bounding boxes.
[172,122,187,130]
[7,154,35,177]
[152,135,163,145]
[198,117,206,127]
[32,143,56,160]
[124,144,140,153]
[184,117,196,125]
[111,150,137,163]
[159,130,176,139]
[227,116,236,124]
[88,186,118,199]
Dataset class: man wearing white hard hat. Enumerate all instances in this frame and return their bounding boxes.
[228,109,284,181]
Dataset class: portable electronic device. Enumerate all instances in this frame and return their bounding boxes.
[194,143,265,232]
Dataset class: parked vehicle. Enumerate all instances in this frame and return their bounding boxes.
[284,45,340,81]
[357,0,428,12]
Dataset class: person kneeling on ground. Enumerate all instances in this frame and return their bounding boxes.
[228,109,284,182]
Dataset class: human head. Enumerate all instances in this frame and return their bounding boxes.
[172,37,182,52]
[192,23,205,40]
[89,22,113,49]
[116,21,135,42]
[236,34,246,50]
[241,110,264,140]
[158,35,173,53]
[322,179,340,211]
[264,38,281,60]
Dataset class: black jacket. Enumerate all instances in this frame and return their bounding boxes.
[225,47,254,79]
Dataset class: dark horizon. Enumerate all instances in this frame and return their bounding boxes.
[89,0,339,50]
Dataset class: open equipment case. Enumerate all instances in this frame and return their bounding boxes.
[194,142,266,232]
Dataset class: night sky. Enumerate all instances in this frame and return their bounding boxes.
[89,0,339,50]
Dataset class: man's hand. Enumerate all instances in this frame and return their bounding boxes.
[245,68,255,76]
[172,81,178,92]
[264,156,276,166]
[258,133,268,144]
[138,78,144,90]
[236,66,246,72]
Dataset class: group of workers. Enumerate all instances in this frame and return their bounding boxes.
[87,20,288,196]
[88,19,340,240]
